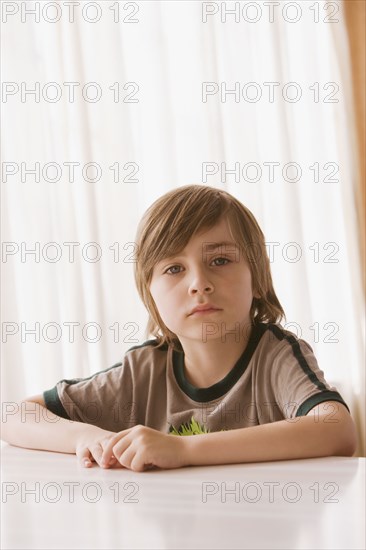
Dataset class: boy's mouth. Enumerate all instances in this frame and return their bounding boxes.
[189,303,222,315]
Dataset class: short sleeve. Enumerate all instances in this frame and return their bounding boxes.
[43,360,138,432]
[270,336,350,419]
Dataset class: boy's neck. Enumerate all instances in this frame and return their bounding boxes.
[179,326,253,389]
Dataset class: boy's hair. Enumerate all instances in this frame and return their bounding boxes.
[133,184,285,350]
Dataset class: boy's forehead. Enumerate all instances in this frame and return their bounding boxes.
[185,221,237,250]
[153,219,243,266]
[163,233,240,260]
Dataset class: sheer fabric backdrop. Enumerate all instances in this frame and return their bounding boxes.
[2,1,364,454]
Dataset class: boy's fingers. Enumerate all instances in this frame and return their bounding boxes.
[77,448,94,468]
[90,443,107,467]
[101,439,120,465]
[101,429,132,465]
[77,446,118,469]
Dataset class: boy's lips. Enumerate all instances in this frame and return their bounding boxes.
[188,304,222,315]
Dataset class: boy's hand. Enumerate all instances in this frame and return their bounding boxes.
[100,425,189,472]
[75,426,123,469]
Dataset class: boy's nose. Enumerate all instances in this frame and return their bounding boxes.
[188,273,214,294]
[190,285,213,294]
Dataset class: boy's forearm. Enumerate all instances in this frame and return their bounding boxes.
[1,401,106,454]
[183,413,356,466]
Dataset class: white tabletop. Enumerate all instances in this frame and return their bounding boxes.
[1,443,365,550]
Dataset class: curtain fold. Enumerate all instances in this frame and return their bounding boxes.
[343,0,365,297]
[342,0,366,457]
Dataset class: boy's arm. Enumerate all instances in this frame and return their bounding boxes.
[1,399,110,454]
[183,401,358,466]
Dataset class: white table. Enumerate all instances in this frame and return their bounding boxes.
[1,443,365,550]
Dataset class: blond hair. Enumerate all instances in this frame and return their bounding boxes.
[133,184,285,349]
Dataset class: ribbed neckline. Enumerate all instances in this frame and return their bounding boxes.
[172,323,268,403]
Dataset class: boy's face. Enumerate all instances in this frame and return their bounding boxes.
[149,218,258,344]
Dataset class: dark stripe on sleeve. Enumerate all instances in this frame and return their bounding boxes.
[42,361,124,420]
[295,391,350,416]
[268,324,327,391]
[49,362,123,387]
[43,388,71,420]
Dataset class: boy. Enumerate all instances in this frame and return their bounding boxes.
[1,185,357,471]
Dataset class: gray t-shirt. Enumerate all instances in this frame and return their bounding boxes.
[43,322,349,435]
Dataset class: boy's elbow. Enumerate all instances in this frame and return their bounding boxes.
[333,418,358,457]
[339,432,357,456]
[309,403,358,457]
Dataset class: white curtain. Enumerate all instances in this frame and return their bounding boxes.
[2,1,364,454]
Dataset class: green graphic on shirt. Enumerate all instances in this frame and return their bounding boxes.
[169,416,208,436]
[169,416,227,436]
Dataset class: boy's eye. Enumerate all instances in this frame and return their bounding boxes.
[165,265,182,275]
[164,257,230,275]
[212,257,230,266]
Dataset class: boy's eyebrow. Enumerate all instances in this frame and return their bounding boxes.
[160,241,239,262]
[202,241,239,251]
